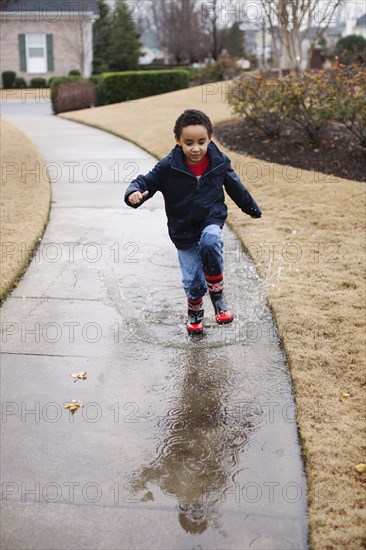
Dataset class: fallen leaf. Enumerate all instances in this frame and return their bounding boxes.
[64,400,84,414]
[71,371,87,382]
[141,491,154,502]
[355,463,366,473]
[341,392,351,397]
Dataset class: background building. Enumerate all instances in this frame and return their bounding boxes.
[0,0,99,82]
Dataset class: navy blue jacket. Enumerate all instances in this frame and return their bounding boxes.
[124,141,262,249]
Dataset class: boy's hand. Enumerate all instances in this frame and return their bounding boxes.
[128,190,148,206]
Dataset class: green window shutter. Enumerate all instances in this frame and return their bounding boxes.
[46,34,54,71]
[18,34,27,71]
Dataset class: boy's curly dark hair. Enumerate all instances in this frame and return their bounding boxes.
[174,109,213,138]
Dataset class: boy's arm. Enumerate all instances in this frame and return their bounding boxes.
[223,161,262,218]
[124,160,164,208]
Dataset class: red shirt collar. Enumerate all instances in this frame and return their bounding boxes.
[185,154,210,177]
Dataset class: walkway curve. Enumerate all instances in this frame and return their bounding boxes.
[1,100,308,550]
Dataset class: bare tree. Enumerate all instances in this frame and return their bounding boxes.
[62,18,92,75]
[151,0,209,64]
[260,0,343,73]
[201,0,239,60]
[201,0,220,59]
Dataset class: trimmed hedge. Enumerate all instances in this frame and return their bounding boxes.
[49,75,84,88]
[30,77,46,88]
[2,71,16,88]
[88,75,103,106]
[51,81,96,114]
[15,77,27,89]
[98,69,189,105]
[137,64,190,71]
[48,75,85,114]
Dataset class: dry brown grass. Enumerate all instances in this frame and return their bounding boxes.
[62,84,366,548]
[0,118,51,300]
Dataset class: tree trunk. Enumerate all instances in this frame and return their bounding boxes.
[260,0,342,74]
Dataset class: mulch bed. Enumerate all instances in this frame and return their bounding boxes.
[214,118,365,183]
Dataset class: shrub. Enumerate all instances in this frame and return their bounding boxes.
[50,76,88,113]
[281,71,337,146]
[30,77,47,88]
[99,69,189,105]
[227,67,366,148]
[228,74,287,136]
[191,55,244,85]
[15,77,27,89]
[330,64,366,147]
[49,75,84,89]
[203,56,243,82]
[2,71,16,89]
[335,35,366,66]
[92,57,109,75]
[187,67,202,85]
[49,75,85,88]
[68,69,81,76]
[88,75,103,106]
[51,81,96,114]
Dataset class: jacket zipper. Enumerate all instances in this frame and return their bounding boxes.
[171,166,200,189]
[172,161,225,190]
[198,162,225,189]
[201,162,225,179]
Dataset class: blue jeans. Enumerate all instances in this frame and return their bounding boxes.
[177,224,224,300]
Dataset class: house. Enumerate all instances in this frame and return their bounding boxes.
[239,22,258,56]
[138,28,168,66]
[324,22,345,51]
[240,11,366,71]
[323,13,366,51]
[346,13,366,39]
[0,0,98,84]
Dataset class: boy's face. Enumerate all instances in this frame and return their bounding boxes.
[175,125,211,164]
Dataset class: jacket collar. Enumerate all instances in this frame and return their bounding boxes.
[171,141,225,172]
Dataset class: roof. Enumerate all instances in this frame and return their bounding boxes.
[0,0,98,13]
[139,29,159,49]
[325,23,345,36]
[356,13,366,26]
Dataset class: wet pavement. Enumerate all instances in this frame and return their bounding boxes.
[1,101,308,549]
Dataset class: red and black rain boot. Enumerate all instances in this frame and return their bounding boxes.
[186,297,204,335]
[205,273,234,325]
[210,291,234,324]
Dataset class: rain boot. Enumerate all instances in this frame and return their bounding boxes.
[209,291,233,325]
[186,297,204,335]
[205,273,233,325]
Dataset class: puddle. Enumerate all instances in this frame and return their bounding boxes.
[97,226,308,547]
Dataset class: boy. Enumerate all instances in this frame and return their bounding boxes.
[124,109,262,335]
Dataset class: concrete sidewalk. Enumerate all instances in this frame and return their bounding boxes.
[1,101,308,549]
